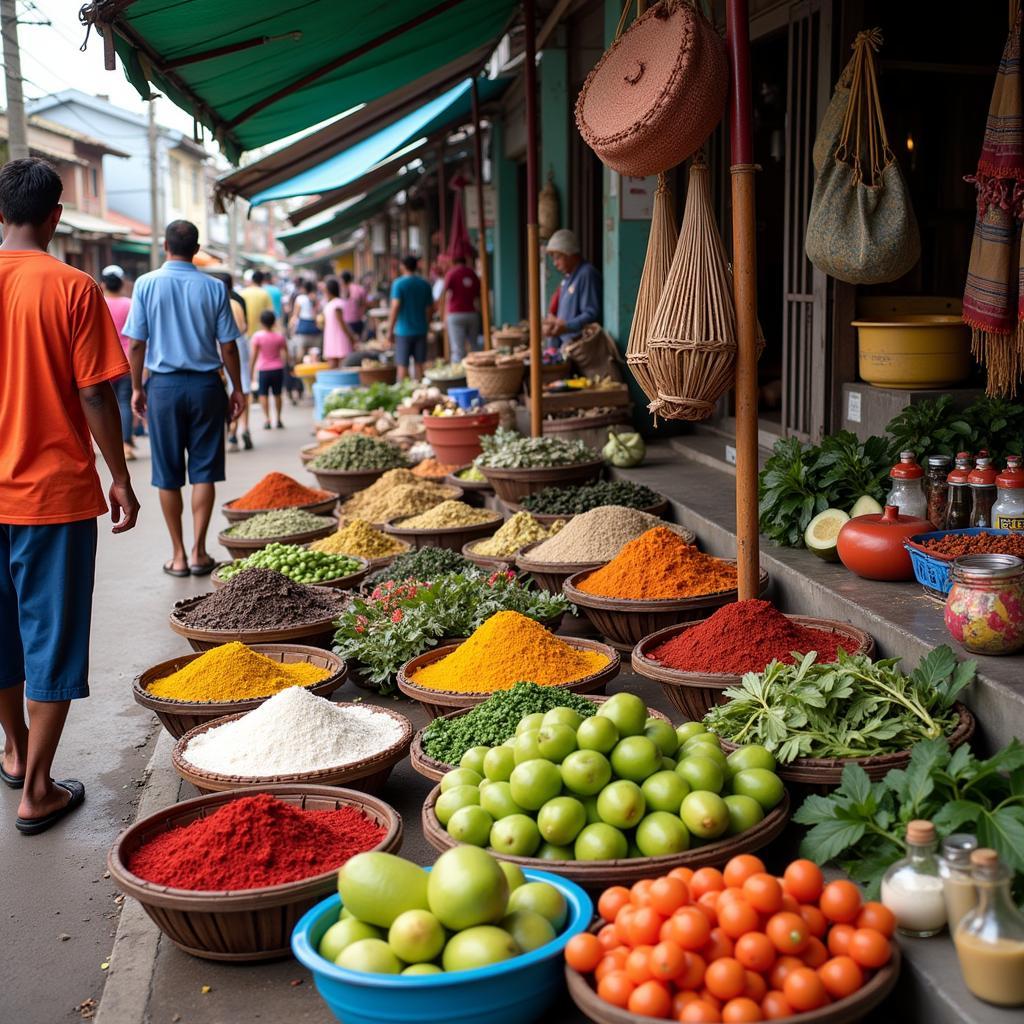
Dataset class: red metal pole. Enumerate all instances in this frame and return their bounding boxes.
[727,0,761,601]
[523,0,543,436]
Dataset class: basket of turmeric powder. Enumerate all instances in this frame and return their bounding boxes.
[133,643,347,739]
[563,526,769,650]
[395,611,621,719]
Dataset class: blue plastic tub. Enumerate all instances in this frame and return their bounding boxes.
[447,387,481,411]
[291,868,592,1024]
[318,369,363,388]
[905,527,1012,598]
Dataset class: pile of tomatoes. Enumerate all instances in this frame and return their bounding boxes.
[564,854,894,1022]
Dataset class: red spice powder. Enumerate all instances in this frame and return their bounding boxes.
[231,472,330,511]
[128,794,386,891]
[649,599,856,675]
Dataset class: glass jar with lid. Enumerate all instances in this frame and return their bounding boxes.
[992,455,1024,531]
[953,849,1024,1006]
[880,819,947,937]
[944,553,1024,655]
[925,454,952,528]
[945,452,973,530]
[939,833,979,931]
[969,454,998,527]
[886,450,927,520]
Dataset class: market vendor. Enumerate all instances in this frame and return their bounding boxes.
[543,228,602,347]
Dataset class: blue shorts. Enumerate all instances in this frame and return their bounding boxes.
[258,368,284,396]
[0,520,97,701]
[395,334,427,368]
[147,370,227,490]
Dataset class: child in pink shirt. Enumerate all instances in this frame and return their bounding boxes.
[248,309,289,429]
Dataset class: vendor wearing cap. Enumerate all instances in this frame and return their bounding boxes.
[543,228,602,347]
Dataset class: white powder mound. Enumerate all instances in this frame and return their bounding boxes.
[183,686,404,776]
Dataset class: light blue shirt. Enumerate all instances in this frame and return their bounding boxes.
[390,273,434,336]
[264,283,284,320]
[555,260,602,346]
[123,261,239,374]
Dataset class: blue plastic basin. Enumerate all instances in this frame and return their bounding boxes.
[447,387,481,411]
[291,868,592,1024]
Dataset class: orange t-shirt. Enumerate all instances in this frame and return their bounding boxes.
[0,250,129,524]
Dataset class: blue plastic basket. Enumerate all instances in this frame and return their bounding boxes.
[905,528,1012,598]
[447,387,481,411]
[291,868,592,1024]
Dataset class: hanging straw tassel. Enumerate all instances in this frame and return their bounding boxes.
[647,158,747,421]
[626,174,677,404]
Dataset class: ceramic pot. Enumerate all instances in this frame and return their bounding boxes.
[837,504,933,581]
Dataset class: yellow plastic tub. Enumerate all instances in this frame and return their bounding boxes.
[853,315,971,389]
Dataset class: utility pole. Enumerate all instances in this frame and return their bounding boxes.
[228,198,239,278]
[1,0,29,160]
[147,99,161,269]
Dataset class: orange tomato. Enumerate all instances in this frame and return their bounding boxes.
[819,880,862,924]
[734,931,776,973]
[598,885,633,923]
[666,907,712,951]
[768,955,805,991]
[718,899,761,940]
[673,989,700,1015]
[565,932,603,973]
[761,990,795,1020]
[649,940,687,982]
[782,860,824,904]
[627,907,666,948]
[704,957,747,1001]
[632,878,655,907]
[722,996,763,1023]
[626,945,655,984]
[691,867,727,900]
[628,979,672,1018]
[723,855,767,890]
[615,904,635,945]
[695,891,721,925]
[597,923,621,951]
[742,874,784,915]
[680,999,722,1023]
[826,922,855,957]
[698,990,723,1011]
[783,966,829,1011]
[718,886,747,906]
[669,866,695,885]
[847,927,891,969]
[597,969,635,1008]
[595,952,627,983]
[856,901,896,938]
[798,903,828,939]
[743,969,767,1003]
[818,955,864,1000]
[650,876,690,916]
[801,936,828,969]
[765,912,809,954]
[780,893,801,915]
[677,951,707,991]
[703,927,735,963]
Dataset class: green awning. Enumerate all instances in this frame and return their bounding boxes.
[111,239,152,255]
[88,0,518,161]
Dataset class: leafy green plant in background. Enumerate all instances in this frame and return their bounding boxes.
[812,432,891,510]
[322,379,414,415]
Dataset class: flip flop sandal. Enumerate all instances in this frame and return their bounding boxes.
[189,559,217,577]
[0,764,25,789]
[16,779,85,836]
[163,561,190,578]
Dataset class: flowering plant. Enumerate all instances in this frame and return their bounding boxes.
[333,571,571,692]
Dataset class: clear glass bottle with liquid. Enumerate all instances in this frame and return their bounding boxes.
[925,454,952,529]
[939,833,978,931]
[945,452,973,530]
[954,849,1024,1006]
[887,451,927,519]
[969,454,998,528]
[880,819,947,936]
[992,456,1024,531]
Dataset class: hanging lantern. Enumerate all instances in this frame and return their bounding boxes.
[538,173,559,240]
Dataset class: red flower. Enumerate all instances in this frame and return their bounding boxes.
[391,609,404,623]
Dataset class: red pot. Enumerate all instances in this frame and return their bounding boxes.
[836,505,933,581]
[422,412,500,465]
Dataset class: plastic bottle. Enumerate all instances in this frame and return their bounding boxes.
[886,451,927,520]
[992,455,1024,531]
[945,452,973,530]
[969,454,998,528]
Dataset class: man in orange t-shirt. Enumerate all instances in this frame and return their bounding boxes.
[0,158,140,835]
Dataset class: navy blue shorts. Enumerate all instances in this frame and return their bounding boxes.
[395,334,427,368]
[147,370,227,490]
[0,520,97,701]
[258,368,284,396]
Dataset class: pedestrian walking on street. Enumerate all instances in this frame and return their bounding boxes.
[291,278,322,355]
[263,271,285,322]
[387,255,435,381]
[240,269,273,338]
[212,271,253,452]
[340,270,367,341]
[440,253,481,363]
[123,220,244,578]
[0,158,140,835]
[250,309,290,429]
[322,276,355,368]
[100,267,137,462]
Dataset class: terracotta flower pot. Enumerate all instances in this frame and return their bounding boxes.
[422,412,500,465]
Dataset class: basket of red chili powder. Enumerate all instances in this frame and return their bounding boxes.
[222,472,338,522]
[107,786,401,962]
[631,599,874,720]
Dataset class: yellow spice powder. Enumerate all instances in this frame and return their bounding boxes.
[309,518,407,557]
[473,511,564,557]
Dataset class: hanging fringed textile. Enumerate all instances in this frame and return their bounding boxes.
[626,174,677,405]
[446,174,475,263]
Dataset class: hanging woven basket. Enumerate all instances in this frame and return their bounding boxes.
[575,0,727,178]
[647,159,761,421]
[626,174,677,403]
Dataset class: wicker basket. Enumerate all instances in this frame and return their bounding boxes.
[107,785,402,962]
[564,564,769,651]
[217,519,338,561]
[133,645,347,739]
[309,465,392,497]
[503,496,674,528]
[221,493,337,524]
[465,361,526,400]
[358,364,397,386]
[422,785,789,891]
[445,466,495,497]
[172,704,413,795]
[462,539,517,572]
[396,638,621,719]
[632,616,876,721]
[515,541,604,596]
[409,695,672,783]
[384,512,502,553]
[480,460,605,504]
[168,595,344,653]
[210,557,369,592]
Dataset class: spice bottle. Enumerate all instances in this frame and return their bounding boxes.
[992,456,1024,532]
[886,451,927,520]
[944,554,1024,655]
[880,819,947,937]
[945,452,973,530]
[925,454,952,529]
[939,833,978,932]
[953,849,1024,1006]
[969,454,998,528]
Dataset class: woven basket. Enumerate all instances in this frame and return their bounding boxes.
[309,466,392,497]
[515,540,605,596]
[503,496,676,528]
[464,361,526,400]
[107,786,402,962]
[575,0,727,178]
[221,493,337,523]
[462,539,517,572]
[217,519,338,561]
[384,511,502,553]
[480,460,605,504]
[358,364,397,386]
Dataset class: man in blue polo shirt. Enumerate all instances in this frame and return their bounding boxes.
[543,228,602,348]
[386,254,435,381]
[124,220,244,577]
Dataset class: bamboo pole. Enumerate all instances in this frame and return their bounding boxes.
[523,0,543,437]
[471,78,494,351]
[727,0,761,600]
[437,141,449,361]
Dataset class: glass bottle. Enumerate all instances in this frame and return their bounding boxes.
[969,455,998,528]
[945,452,973,530]
[925,454,952,529]
[992,455,1024,531]
[954,849,1024,1006]
[880,819,947,936]
[886,450,927,520]
[939,833,978,931]
[945,554,1024,655]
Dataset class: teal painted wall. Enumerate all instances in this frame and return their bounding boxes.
[540,41,570,308]
[491,120,521,327]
